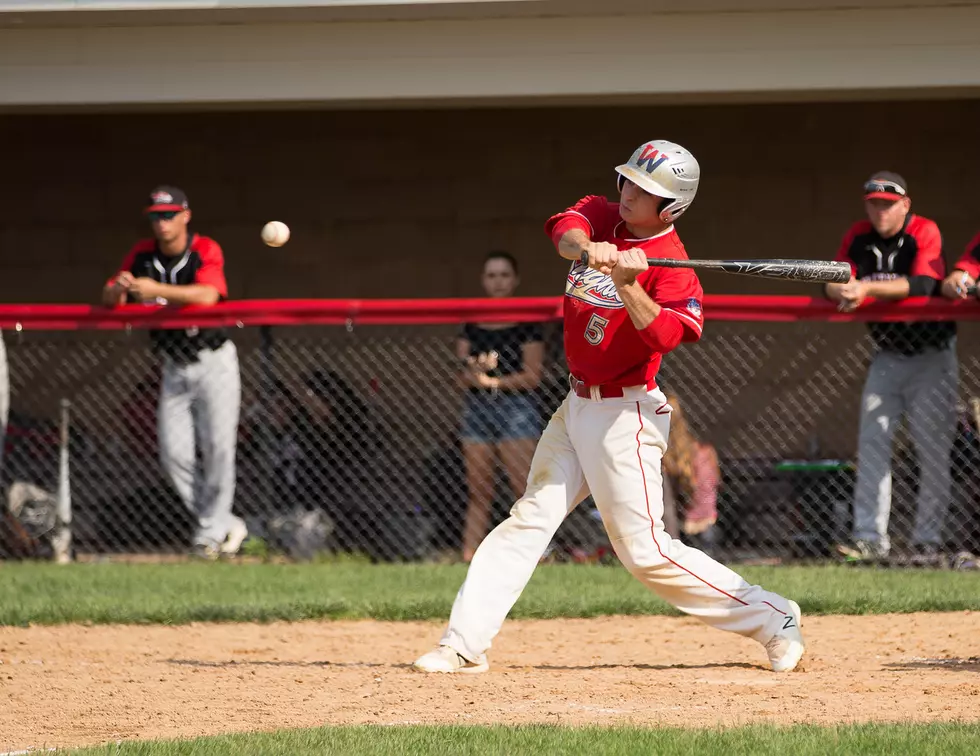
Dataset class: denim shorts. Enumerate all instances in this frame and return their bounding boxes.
[460,391,542,444]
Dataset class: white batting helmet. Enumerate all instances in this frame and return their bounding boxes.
[615,140,700,223]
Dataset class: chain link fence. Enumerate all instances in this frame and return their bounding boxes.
[1,310,979,567]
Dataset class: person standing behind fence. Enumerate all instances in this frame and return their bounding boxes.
[102,186,246,560]
[824,172,957,567]
[457,252,545,562]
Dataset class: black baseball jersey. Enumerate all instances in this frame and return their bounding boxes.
[834,214,955,355]
[110,234,229,361]
[459,322,543,395]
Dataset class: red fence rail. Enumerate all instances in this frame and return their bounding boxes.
[0,295,978,330]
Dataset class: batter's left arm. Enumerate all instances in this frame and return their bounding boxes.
[617,281,661,329]
[614,249,685,353]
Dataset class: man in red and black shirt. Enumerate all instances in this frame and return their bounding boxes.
[941,232,980,300]
[826,172,957,566]
[102,186,246,560]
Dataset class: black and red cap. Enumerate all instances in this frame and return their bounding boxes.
[145,185,190,213]
[863,172,908,202]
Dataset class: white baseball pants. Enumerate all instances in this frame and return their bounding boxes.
[158,340,241,548]
[442,385,794,663]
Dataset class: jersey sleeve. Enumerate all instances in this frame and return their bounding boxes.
[833,225,861,278]
[544,195,616,245]
[954,231,980,278]
[646,268,704,343]
[193,237,229,299]
[909,219,945,279]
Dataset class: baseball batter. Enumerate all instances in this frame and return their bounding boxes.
[414,140,805,675]
[102,186,246,560]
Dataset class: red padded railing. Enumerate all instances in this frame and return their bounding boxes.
[0,296,978,330]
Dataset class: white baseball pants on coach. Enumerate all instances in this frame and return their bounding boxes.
[158,340,241,548]
[441,384,793,663]
[851,340,959,551]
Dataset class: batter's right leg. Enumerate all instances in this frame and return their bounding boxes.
[572,392,801,669]
[850,351,903,555]
[414,394,589,673]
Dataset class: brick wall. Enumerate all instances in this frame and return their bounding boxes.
[2,99,980,304]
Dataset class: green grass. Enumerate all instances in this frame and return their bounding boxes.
[68,723,980,755]
[1,560,977,627]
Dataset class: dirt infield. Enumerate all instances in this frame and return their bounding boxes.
[2,613,979,751]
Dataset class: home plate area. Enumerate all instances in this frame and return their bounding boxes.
[2,613,979,751]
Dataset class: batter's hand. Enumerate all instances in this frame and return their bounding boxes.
[611,248,649,287]
[583,241,621,276]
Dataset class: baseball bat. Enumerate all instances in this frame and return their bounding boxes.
[578,252,851,284]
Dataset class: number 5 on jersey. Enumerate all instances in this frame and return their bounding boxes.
[584,313,609,345]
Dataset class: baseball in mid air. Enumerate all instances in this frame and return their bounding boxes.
[261,221,290,247]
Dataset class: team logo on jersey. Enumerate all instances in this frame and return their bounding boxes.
[565,261,624,308]
[686,298,702,318]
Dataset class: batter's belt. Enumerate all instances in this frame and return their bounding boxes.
[569,374,659,401]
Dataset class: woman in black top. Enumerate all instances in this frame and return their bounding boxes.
[457,252,544,561]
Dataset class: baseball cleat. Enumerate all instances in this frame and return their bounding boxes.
[412,645,489,674]
[221,516,249,557]
[765,600,805,673]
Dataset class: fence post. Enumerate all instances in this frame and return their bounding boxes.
[51,397,72,564]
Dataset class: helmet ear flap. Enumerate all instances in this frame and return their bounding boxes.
[621,176,678,222]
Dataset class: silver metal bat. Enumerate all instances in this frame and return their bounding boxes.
[577,253,851,284]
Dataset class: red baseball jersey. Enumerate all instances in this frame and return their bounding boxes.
[545,195,704,388]
[954,231,980,278]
